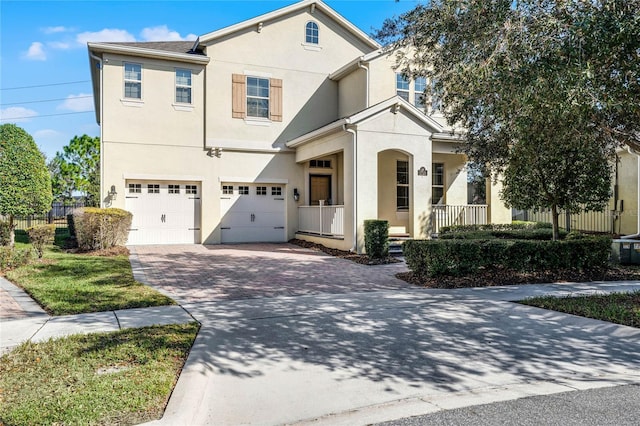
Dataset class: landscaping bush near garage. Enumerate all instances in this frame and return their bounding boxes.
[364,219,389,259]
[403,237,613,279]
[74,207,132,251]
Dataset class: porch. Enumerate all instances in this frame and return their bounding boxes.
[297,203,488,238]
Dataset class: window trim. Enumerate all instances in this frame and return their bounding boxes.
[305,21,319,45]
[396,160,409,211]
[432,162,445,205]
[246,76,270,119]
[414,77,427,111]
[175,68,192,105]
[396,73,410,102]
[123,62,142,100]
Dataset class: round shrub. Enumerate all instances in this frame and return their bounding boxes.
[74,208,132,251]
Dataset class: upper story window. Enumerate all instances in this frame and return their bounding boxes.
[246,77,270,118]
[396,74,409,102]
[414,77,427,111]
[305,21,319,44]
[175,69,192,104]
[232,74,283,122]
[431,79,442,113]
[124,63,142,99]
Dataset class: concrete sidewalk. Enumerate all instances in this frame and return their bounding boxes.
[0,277,195,355]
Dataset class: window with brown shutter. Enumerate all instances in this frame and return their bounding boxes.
[233,74,283,122]
[232,74,246,118]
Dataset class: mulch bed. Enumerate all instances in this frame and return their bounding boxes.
[398,265,640,289]
[67,246,130,257]
[289,239,400,265]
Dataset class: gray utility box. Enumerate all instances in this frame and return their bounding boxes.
[611,239,640,265]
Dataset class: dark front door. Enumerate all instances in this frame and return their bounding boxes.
[310,175,331,205]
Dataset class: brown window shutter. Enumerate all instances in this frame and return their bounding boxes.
[270,78,283,122]
[232,74,246,119]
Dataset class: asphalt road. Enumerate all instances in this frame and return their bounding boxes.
[379,384,640,426]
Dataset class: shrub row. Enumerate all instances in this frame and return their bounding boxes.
[403,237,612,277]
[439,221,552,234]
[74,208,132,251]
[440,228,568,240]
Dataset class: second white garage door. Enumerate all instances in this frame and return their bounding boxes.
[125,181,201,245]
[220,183,286,243]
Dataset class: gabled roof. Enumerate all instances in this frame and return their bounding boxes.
[329,48,391,81]
[287,96,445,148]
[88,42,209,64]
[197,0,380,49]
[105,41,199,55]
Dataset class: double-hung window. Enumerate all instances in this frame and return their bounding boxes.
[432,163,445,204]
[175,68,192,104]
[431,79,442,113]
[305,22,319,44]
[124,63,142,99]
[414,77,426,110]
[397,160,409,211]
[396,74,410,102]
[246,77,270,118]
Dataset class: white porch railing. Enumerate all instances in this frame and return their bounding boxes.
[298,202,345,237]
[431,204,488,234]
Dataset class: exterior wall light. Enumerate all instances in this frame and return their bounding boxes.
[109,185,118,200]
[293,188,300,202]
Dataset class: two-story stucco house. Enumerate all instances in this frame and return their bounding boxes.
[88,0,512,252]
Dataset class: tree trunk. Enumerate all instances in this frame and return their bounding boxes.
[551,205,560,241]
[8,215,15,247]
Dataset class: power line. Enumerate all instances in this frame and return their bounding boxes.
[0,95,93,106]
[0,111,94,121]
[0,80,91,91]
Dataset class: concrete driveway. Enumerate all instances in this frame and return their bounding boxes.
[132,244,640,425]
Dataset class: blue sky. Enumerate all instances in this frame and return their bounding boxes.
[0,0,417,160]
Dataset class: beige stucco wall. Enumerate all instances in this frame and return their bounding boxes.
[486,177,513,224]
[203,8,372,149]
[377,150,410,232]
[432,153,468,206]
[618,150,639,235]
[338,68,366,117]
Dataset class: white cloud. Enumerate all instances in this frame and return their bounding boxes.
[0,107,38,123]
[33,129,63,139]
[42,26,72,34]
[48,41,71,50]
[23,42,46,61]
[57,93,94,112]
[76,28,135,44]
[140,25,197,41]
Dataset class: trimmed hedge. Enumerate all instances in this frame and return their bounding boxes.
[364,219,389,258]
[403,237,612,277]
[439,228,568,240]
[439,222,552,234]
[74,208,132,251]
[27,224,56,258]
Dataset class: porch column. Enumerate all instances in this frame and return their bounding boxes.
[486,175,511,224]
[412,146,432,239]
[343,142,356,252]
[355,145,379,253]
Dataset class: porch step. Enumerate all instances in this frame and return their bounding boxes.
[388,234,411,256]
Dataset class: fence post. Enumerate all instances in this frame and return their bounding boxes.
[319,200,324,236]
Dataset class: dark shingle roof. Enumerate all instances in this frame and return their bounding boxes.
[109,41,202,55]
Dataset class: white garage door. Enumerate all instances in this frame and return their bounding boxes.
[125,181,201,245]
[220,183,286,243]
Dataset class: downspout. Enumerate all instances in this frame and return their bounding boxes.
[345,125,358,252]
[622,146,640,239]
[357,61,369,108]
[89,50,104,208]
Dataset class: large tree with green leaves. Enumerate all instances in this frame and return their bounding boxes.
[0,124,53,246]
[378,0,639,239]
[50,135,100,206]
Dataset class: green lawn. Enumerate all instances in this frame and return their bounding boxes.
[521,291,640,328]
[0,323,198,426]
[6,231,173,315]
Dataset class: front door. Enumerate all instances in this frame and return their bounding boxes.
[310,175,331,205]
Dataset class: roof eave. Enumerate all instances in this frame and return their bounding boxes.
[286,119,348,147]
[87,42,210,64]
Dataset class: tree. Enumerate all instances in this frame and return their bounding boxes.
[50,135,100,206]
[377,0,639,239]
[0,124,53,246]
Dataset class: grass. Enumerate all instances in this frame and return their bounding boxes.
[0,323,199,426]
[6,229,174,315]
[521,291,640,328]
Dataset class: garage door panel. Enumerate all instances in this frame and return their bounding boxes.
[220,183,286,243]
[125,181,200,245]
